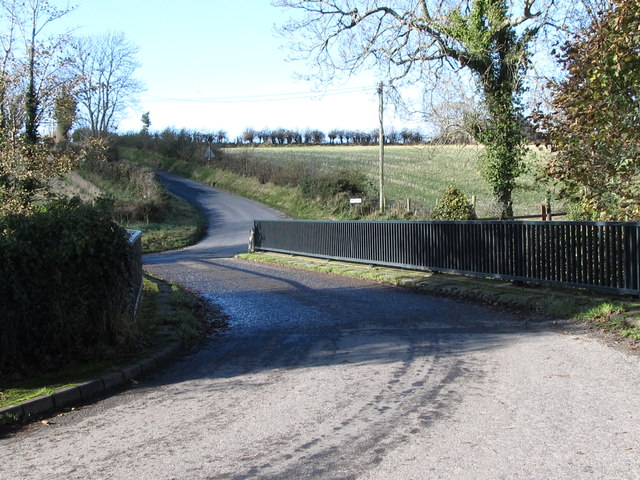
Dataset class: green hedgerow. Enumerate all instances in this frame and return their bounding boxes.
[0,198,138,379]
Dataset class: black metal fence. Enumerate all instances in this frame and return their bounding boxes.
[253,219,640,295]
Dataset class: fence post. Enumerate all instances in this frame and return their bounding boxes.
[127,229,143,317]
[248,227,255,253]
[624,224,640,292]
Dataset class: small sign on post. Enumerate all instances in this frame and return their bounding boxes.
[350,198,363,205]
[204,146,214,161]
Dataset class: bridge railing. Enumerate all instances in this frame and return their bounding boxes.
[253,219,640,295]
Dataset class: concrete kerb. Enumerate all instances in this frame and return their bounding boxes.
[0,342,182,423]
[52,385,83,409]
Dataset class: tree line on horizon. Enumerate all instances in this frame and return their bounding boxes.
[131,124,471,147]
[238,126,431,145]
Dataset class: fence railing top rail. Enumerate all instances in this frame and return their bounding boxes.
[127,229,143,244]
[254,219,640,228]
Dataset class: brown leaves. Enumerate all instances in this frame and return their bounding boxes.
[540,0,640,220]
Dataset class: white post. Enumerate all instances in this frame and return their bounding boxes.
[378,81,385,213]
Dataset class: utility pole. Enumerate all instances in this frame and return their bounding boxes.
[378,81,385,213]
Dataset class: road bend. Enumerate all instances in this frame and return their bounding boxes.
[1,172,639,479]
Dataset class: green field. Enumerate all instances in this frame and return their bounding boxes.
[222,144,556,218]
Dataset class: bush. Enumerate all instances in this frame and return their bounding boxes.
[300,169,373,201]
[0,198,138,378]
[432,185,477,220]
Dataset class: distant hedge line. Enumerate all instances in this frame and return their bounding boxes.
[0,198,137,378]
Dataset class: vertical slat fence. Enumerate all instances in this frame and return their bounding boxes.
[253,219,640,295]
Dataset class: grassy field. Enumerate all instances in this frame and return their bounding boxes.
[222,144,556,218]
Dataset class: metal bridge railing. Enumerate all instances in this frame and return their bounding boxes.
[253,219,640,295]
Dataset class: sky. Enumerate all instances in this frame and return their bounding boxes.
[57,0,415,139]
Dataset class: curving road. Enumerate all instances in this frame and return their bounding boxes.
[2,173,639,479]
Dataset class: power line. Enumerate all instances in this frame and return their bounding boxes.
[141,85,378,104]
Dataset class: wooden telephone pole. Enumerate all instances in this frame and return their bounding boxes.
[378,81,385,213]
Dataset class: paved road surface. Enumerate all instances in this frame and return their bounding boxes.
[2,173,639,479]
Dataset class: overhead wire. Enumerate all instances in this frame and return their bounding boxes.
[141,84,379,104]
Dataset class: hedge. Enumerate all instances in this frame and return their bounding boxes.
[0,198,137,378]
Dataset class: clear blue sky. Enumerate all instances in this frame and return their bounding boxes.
[60,0,411,138]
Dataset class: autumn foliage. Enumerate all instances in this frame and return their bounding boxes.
[542,0,640,220]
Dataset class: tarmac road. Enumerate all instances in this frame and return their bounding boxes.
[2,173,639,479]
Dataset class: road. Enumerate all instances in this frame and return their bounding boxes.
[2,172,639,479]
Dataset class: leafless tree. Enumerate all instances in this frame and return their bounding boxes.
[242,128,256,144]
[71,31,143,134]
[0,0,73,142]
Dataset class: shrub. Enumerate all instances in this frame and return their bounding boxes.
[300,169,373,201]
[0,198,138,378]
[432,185,477,220]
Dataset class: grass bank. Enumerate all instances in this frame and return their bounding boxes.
[74,155,205,253]
[121,147,338,219]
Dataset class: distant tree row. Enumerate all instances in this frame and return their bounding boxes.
[239,127,429,145]
[121,124,474,152]
[118,125,440,164]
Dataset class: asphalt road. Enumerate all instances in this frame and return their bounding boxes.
[2,173,639,479]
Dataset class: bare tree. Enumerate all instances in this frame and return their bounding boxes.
[71,31,143,134]
[0,0,73,142]
[242,127,256,144]
[275,0,556,218]
[425,78,478,145]
[215,129,227,143]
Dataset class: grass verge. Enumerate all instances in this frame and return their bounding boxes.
[126,194,206,253]
[123,147,332,219]
[0,275,226,411]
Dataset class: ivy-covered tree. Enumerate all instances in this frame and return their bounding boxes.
[276,0,549,218]
[140,111,151,134]
[54,86,77,142]
[541,0,640,220]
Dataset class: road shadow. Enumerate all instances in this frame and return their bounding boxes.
[143,254,555,390]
